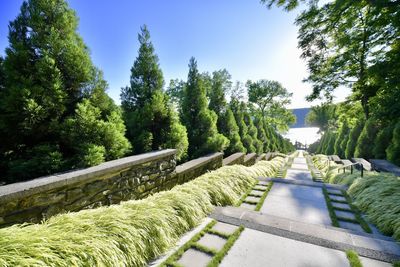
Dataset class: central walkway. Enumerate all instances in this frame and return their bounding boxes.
[154,151,399,267]
[260,152,331,226]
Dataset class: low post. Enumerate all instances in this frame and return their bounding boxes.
[351,165,353,174]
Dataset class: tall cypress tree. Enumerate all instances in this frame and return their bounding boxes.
[254,115,268,152]
[219,107,246,155]
[181,57,229,158]
[121,26,188,160]
[0,0,130,182]
[386,121,400,165]
[345,120,364,159]
[334,120,349,158]
[373,125,393,159]
[354,118,378,159]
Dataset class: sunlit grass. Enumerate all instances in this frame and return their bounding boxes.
[0,157,284,266]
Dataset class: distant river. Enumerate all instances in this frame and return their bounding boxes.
[283,127,321,146]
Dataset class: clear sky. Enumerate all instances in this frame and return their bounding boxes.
[0,0,350,108]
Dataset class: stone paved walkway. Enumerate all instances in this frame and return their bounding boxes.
[261,153,331,226]
[154,151,398,267]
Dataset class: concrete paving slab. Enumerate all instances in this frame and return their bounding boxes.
[197,233,226,251]
[266,183,326,202]
[286,169,313,181]
[339,221,364,232]
[240,203,256,210]
[250,190,263,196]
[335,210,356,220]
[253,185,267,191]
[293,157,307,164]
[220,228,350,267]
[332,202,352,210]
[177,248,212,267]
[211,207,400,262]
[360,256,393,267]
[330,195,347,202]
[260,183,330,225]
[212,222,238,235]
[245,196,260,202]
[261,194,331,225]
[149,218,213,267]
[327,188,344,195]
[291,163,309,170]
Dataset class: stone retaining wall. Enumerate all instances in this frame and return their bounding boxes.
[174,153,224,185]
[223,153,245,166]
[243,153,257,166]
[0,150,230,227]
[0,150,178,226]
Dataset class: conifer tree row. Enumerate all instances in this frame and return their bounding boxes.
[0,0,295,183]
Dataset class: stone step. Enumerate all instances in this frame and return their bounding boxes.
[210,206,400,263]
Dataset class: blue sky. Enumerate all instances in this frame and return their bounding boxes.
[0,0,350,108]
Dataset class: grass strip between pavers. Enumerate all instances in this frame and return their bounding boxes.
[161,220,217,267]
[346,250,362,267]
[342,191,372,233]
[207,225,244,267]
[255,182,274,211]
[235,180,259,207]
[322,187,340,227]
[161,220,245,267]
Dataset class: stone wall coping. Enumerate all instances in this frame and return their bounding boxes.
[222,153,245,166]
[244,153,257,162]
[0,149,176,203]
[176,152,223,174]
[256,153,266,162]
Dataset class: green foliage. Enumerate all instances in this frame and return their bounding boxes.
[219,108,246,155]
[243,109,263,154]
[62,99,131,167]
[247,79,294,132]
[0,0,130,182]
[354,118,378,159]
[121,26,188,160]
[325,131,336,155]
[181,58,229,158]
[346,250,362,267]
[0,157,284,266]
[254,116,269,152]
[373,125,394,159]
[386,121,400,166]
[345,120,364,159]
[305,104,336,132]
[334,120,349,158]
[208,69,231,118]
[231,100,256,153]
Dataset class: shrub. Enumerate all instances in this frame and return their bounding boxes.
[386,121,400,166]
[345,120,364,159]
[354,118,378,160]
[0,157,284,266]
[372,125,393,159]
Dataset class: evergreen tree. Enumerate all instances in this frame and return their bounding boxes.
[181,58,229,158]
[121,26,188,160]
[373,125,393,159]
[325,131,337,155]
[219,107,246,155]
[231,99,256,153]
[334,120,349,158]
[243,107,263,154]
[254,115,269,152]
[0,0,130,182]
[354,118,378,159]
[345,120,364,159]
[386,121,400,165]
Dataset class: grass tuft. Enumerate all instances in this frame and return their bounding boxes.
[346,250,362,267]
[0,157,285,266]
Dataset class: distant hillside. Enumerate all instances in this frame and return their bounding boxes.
[290,108,310,128]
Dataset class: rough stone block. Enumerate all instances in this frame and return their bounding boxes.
[329,195,347,202]
[245,196,261,203]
